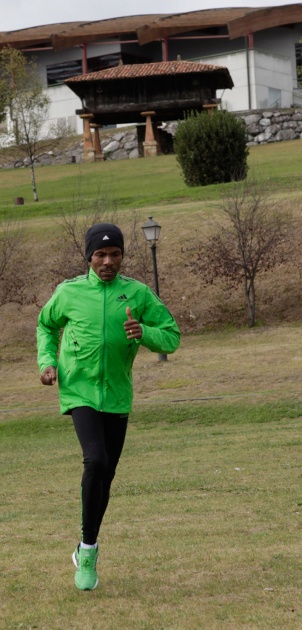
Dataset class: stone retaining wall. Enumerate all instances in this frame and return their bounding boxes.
[239,109,302,145]
[164,110,302,146]
[101,129,139,160]
[0,128,140,169]
[1,109,302,168]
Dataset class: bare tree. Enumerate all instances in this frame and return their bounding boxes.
[0,217,23,274]
[190,181,292,326]
[124,211,150,283]
[0,46,72,201]
[0,217,26,306]
[52,190,150,285]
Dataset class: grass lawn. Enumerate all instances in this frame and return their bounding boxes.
[1,326,302,629]
[1,139,302,628]
[1,139,302,220]
[1,406,302,629]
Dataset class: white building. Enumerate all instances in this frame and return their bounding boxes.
[1,5,302,134]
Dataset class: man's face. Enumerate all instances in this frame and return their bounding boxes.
[90,246,123,281]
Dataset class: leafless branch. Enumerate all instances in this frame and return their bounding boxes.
[188,180,293,326]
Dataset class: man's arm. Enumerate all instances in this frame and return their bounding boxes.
[128,287,180,355]
[37,287,67,376]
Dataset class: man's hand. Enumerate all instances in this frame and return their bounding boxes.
[124,306,142,340]
[40,366,57,386]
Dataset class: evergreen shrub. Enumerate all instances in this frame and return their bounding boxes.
[173,110,249,187]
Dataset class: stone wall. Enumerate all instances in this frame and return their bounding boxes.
[1,109,302,168]
[239,109,302,145]
[0,128,140,169]
[164,110,302,146]
[101,129,139,160]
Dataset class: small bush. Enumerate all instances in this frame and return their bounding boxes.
[174,110,249,187]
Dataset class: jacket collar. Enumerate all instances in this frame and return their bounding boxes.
[88,266,119,287]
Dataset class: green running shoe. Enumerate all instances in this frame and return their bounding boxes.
[72,544,99,591]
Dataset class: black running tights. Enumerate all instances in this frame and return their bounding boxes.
[72,406,128,545]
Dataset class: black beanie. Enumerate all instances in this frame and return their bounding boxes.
[85,223,124,261]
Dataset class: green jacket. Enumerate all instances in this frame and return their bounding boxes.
[37,268,180,415]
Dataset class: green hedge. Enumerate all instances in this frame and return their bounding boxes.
[174,110,249,187]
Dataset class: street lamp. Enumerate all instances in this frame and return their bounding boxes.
[142,216,167,362]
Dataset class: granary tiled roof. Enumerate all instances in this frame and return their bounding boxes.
[65,60,233,85]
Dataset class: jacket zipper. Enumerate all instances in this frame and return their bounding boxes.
[100,283,106,410]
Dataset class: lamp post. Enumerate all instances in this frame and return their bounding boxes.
[142,216,167,362]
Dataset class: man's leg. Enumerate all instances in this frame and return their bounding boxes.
[72,406,108,545]
[95,412,128,537]
[71,407,106,590]
[71,407,128,590]
[72,407,128,543]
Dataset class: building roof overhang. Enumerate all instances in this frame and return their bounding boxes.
[50,15,166,50]
[0,15,165,50]
[136,8,256,45]
[228,4,302,39]
[0,22,84,49]
[0,5,301,51]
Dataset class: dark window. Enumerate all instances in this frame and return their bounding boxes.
[47,53,122,86]
[295,43,302,88]
[87,53,122,72]
[47,59,83,86]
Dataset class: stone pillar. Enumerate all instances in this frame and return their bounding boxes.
[79,113,95,162]
[141,111,158,157]
[90,123,104,161]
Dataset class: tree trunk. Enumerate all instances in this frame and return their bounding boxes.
[244,277,256,327]
[30,160,39,202]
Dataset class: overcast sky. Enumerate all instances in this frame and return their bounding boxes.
[1,1,301,32]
